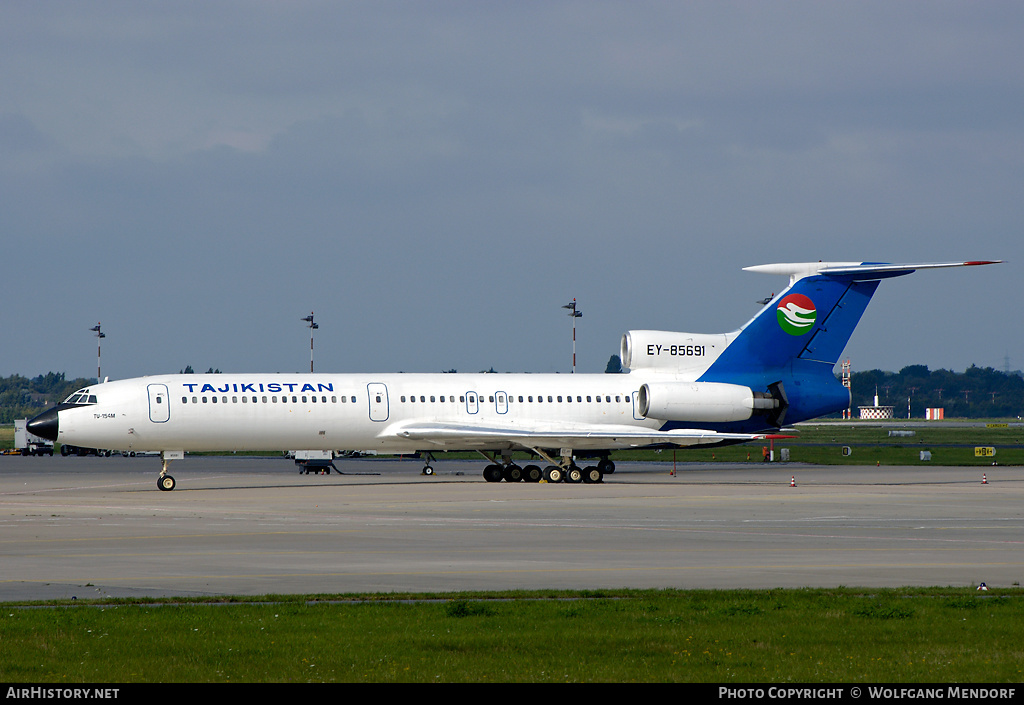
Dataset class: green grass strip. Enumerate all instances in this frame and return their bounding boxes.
[2,588,1022,682]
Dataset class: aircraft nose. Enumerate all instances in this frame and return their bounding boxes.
[27,408,59,441]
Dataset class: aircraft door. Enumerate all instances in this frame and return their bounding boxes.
[148,384,170,423]
[367,383,389,422]
[465,391,479,415]
[495,391,508,415]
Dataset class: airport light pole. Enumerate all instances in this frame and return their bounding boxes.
[301,312,318,373]
[562,299,582,373]
[90,323,105,382]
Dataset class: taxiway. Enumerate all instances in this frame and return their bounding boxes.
[0,456,1020,600]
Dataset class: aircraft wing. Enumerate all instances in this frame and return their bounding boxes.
[384,421,765,451]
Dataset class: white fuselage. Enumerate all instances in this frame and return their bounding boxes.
[56,372,667,454]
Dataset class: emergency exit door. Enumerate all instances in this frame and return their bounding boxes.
[367,383,389,422]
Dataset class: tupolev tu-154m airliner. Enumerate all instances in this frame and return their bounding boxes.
[28,260,999,491]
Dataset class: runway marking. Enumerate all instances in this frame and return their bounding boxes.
[3,560,1023,586]
[3,518,1024,546]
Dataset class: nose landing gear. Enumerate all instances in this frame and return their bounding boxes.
[157,450,184,491]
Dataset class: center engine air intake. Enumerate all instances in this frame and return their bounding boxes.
[637,382,781,424]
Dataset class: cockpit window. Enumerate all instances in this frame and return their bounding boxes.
[63,389,98,406]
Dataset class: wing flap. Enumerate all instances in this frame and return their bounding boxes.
[383,421,764,451]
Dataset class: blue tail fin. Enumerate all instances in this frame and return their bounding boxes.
[699,260,999,425]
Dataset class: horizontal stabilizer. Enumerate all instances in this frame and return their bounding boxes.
[744,260,1001,285]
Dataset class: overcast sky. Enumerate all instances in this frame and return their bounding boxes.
[2,1,1020,382]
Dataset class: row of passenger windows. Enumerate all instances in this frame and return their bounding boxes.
[400,394,631,404]
[182,395,355,405]
[179,393,632,406]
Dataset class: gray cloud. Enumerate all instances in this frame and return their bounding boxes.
[1,2,1020,380]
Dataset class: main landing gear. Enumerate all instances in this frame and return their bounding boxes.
[480,453,612,484]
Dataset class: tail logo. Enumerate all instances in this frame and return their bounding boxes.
[777,294,816,335]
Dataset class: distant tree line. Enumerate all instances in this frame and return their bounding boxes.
[849,365,1024,419]
[0,372,95,424]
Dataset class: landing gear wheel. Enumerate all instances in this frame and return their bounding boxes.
[543,465,563,483]
[598,458,615,474]
[566,465,584,484]
[503,464,523,482]
[158,475,176,492]
[523,465,542,482]
[583,466,603,484]
[422,465,434,476]
[483,464,504,482]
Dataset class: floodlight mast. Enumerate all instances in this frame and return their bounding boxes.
[301,312,318,372]
[561,299,582,373]
[90,323,105,382]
